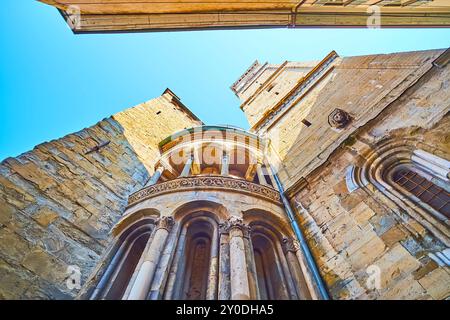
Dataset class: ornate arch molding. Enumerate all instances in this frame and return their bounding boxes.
[165,211,220,300]
[172,200,229,224]
[248,222,301,300]
[243,208,293,238]
[127,176,282,207]
[81,218,157,300]
[357,137,450,246]
[111,208,160,237]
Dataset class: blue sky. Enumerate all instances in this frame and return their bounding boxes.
[0,1,449,160]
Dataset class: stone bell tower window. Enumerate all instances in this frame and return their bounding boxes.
[393,168,450,219]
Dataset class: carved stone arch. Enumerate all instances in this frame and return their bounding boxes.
[112,208,160,237]
[239,208,301,300]
[357,137,450,246]
[242,208,293,238]
[248,223,295,300]
[85,214,159,300]
[165,204,223,300]
[172,200,230,223]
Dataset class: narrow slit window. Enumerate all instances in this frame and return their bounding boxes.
[267,83,276,92]
[301,119,312,127]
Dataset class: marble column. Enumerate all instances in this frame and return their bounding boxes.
[227,217,251,300]
[242,225,260,299]
[89,240,128,300]
[283,237,319,300]
[206,225,219,300]
[164,226,189,300]
[180,154,193,177]
[145,166,165,187]
[191,147,202,175]
[221,152,230,176]
[127,217,174,300]
[218,222,231,300]
[148,223,180,300]
[256,162,269,186]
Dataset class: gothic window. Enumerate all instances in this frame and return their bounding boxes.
[361,147,450,245]
[393,168,450,219]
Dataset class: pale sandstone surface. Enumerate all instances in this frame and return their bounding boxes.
[0,92,200,299]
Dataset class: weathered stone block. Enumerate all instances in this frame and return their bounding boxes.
[418,268,450,300]
[380,226,409,248]
[381,276,426,300]
[372,243,421,289]
[33,207,59,228]
[349,202,376,227]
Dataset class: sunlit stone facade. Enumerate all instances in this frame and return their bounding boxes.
[1,49,449,300]
[81,126,319,300]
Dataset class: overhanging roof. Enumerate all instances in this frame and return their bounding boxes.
[38,0,450,33]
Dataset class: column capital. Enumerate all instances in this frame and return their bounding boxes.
[219,221,230,235]
[226,217,251,235]
[282,237,300,254]
[155,216,175,232]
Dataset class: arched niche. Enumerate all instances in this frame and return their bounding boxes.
[242,208,293,237]
[249,223,292,300]
[243,209,309,300]
[172,200,229,223]
[166,212,220,300]
[112,208,160,237]
[90,216,158,300]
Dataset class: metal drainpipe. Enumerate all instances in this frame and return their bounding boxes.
[269,165,330,300]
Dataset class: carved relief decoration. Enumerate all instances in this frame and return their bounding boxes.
[328,108,352,129]
[282,237,301,253]
[156,216,175,231]
[128,176,282,207]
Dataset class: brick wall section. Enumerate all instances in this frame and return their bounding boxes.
[0,92,201,299]
[289,62,450,299]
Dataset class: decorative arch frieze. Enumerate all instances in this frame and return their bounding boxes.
[127,176,282,207]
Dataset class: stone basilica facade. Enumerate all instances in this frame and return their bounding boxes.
[0,48,449,300]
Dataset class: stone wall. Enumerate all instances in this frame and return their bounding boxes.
[0,91,201,299]
[258,49,446,191]
[237,60,318,127]
[288,61,450,299]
